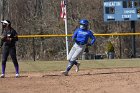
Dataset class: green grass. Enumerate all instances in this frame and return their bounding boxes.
[1,58,140,73]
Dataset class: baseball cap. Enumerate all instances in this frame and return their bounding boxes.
[1,20,11,25]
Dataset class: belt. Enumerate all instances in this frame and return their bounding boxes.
[76,42,85,45]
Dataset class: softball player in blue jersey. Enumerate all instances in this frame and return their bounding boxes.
[62,19,96,76]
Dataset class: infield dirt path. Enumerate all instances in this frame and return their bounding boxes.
[0,68,140,93]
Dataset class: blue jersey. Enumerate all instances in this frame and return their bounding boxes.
[72,28,96,45]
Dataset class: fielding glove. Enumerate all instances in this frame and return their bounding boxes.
[86,43,92,46]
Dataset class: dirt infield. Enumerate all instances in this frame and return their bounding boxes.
[0,68,140,93]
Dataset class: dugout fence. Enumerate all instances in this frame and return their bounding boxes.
[15,33,140,61]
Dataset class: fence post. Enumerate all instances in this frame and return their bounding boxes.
[131,21,136,58]
[119,36,122,58]
[33,37,36,61]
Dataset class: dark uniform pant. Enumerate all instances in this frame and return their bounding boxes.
[1,45,19,74]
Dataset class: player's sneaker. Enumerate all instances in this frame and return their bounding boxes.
[15,74,20,78]
[0,74,5,78]
[61,71,68,76]
[75,62,80,72]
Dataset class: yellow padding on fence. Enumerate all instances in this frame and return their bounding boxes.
[18,33,140,38]
[18,34,73,38]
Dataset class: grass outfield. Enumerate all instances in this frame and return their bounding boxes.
[1,58,140,73]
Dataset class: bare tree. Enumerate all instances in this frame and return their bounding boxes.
[0,0,139,60]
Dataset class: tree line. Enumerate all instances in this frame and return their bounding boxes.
[0,0,140,61]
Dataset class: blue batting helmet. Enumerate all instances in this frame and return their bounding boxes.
[79,19,89,25]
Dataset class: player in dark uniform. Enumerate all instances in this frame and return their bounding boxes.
[0,20,19,78]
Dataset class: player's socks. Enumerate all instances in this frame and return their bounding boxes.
[2,64,6,75]
[75,62,80,72]
[14,65,19,75]
[73,61,78,65]
[66,61,74,72]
